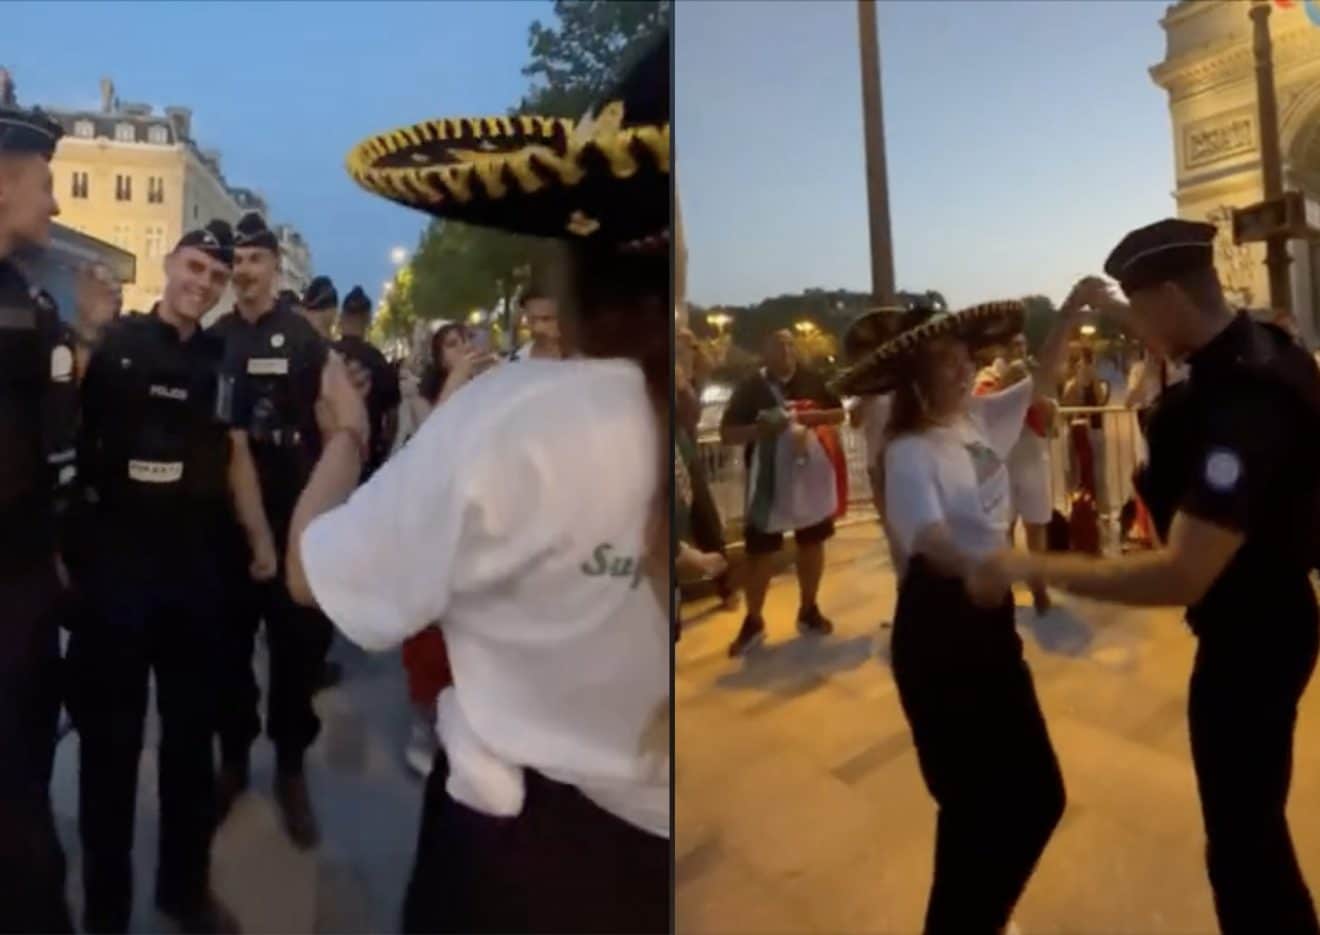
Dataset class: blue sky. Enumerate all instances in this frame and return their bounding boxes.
[677,0,1175,310]
[4,0,551,306]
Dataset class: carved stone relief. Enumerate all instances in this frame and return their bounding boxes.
[1206,204,1257,307]
[1184,108,1256,171]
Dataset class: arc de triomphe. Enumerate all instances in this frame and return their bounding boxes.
[1151,0,1320,344]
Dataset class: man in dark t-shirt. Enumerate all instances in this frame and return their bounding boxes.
[720,329,845,657]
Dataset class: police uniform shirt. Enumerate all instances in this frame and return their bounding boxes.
[0,258,78,554]
[1138,313,1319,626]
[209,299,327,489]
[79,311,231,523]
[299,358,668,837]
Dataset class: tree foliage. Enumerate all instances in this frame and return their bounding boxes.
[382,0,671,348]
[519,1,671,117]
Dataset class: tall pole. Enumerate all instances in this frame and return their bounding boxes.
[858,0,897,306]
[1249,0,1292,316]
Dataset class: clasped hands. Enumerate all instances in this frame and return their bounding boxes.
[963,549,1045,609]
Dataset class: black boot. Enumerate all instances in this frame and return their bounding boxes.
[274,769,320,851]
[215,755,249,827]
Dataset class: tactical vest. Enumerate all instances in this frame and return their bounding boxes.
[84,317,230,519]
[0,261,78,555]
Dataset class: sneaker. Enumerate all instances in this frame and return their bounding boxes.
[796,605,834,637]
[727,616,766,658]
[405,719,437,778]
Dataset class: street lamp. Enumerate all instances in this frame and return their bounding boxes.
[390,246,408,267]
[706,311,732,333]
[795,320,818,336]
[1079,323,1097,337]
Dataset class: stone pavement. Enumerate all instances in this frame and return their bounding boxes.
[51,635,424,933]
[676,522,1320,934]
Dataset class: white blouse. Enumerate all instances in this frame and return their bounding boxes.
[884,379,1034,560]
[300,358,669,836]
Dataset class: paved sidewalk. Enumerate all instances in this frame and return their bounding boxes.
[677,523,1320,934]
[51,636,425,933]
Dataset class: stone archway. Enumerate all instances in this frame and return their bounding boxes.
[1151,0,1320,343]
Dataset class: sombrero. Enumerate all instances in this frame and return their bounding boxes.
[345,34,669,253]
[834,299,1025,396]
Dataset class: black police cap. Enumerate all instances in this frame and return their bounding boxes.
[234,211,279,252]
[174,218,235,268]
[0,106,63,159]
[342,285,371,317]
[1103,218,1217,296]
[304,275,338,311]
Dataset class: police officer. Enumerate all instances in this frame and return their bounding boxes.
[70,220,252,933]
[301,275,337,341]
[208,211,329,848]
[0,101,76,934]
[335,285,400,479]
[990,218,1320,933]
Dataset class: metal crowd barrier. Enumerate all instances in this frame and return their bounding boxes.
[693,406,1144,549]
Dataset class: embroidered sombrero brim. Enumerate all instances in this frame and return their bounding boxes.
[833,300,1025,396]
[345,111,669,249]
[843,306,910,364]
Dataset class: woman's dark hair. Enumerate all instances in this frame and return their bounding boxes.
[885,338,961,441]
[553,243,670,580]
[419,322,468,404]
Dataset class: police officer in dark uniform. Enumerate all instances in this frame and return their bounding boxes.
[335,285,400,480]
[300,275,337,341]
[208,211,329,849]
[992,218,1320,933]
[0,102,76,934]
[70,220,245,934]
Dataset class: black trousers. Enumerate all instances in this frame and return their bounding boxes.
[1189,585,1320,935]
[67,541,226,931]
[0,554,73,934]
[215,543,334,771]
[891,557,1065,935]
[403,750,669,934]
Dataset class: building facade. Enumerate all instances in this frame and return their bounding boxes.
[1151,0,1320,345]
[276,224,312,296]
[4,72,315,316]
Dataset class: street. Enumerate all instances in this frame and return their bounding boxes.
[50,637,423,933]
[677,521,1320,934]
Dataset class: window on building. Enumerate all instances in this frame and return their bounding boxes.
[144,224,166,259]
[70,171,89,199]
[147,177,164,204]
[111,223,133,251]
[148,125,169,145]
[115,174,132,202]
[114,123,135,143]
[74,120,94,139]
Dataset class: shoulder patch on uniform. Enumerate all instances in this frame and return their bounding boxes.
[1204,448,1242,493]
[50,345,73,382]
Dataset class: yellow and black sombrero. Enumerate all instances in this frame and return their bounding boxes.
[843,305,916,364]
[834,300,1025,396]
[346,35,669,252]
